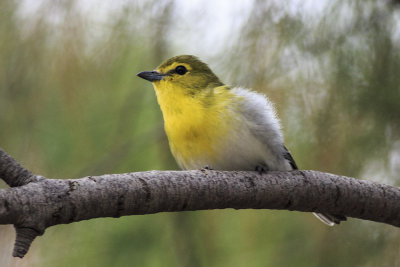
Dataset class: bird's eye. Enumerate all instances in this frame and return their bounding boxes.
[175,65,187,75]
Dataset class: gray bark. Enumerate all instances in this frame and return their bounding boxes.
[0,148,399,258]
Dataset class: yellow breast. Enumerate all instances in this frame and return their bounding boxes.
[153,83,236,169]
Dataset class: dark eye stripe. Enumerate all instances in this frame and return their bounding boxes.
[165,69,177,76]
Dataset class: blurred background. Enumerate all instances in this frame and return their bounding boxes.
[1,0,400,266]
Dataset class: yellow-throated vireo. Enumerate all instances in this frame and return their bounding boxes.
[137,55,346,226]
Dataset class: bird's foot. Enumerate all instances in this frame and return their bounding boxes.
[255,164,269,175]
[202,165,213,170]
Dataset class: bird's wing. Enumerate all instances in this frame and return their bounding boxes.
[283,145,298,170]
[232,87,296,170]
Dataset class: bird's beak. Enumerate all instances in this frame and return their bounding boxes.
[136,71,165,82]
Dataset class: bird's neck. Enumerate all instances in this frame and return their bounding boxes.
[153,83,231,123]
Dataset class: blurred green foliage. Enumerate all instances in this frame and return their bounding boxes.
[1,0,400,266]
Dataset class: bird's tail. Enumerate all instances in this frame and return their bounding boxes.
[282,147,347,226]
[313,213,347,226]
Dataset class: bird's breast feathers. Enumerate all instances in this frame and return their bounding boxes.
[156,85,290,171]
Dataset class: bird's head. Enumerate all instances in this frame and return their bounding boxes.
[137,55,223,96]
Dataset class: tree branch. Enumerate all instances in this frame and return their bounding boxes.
[0,148,399,258]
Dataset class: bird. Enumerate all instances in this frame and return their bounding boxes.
[137,55,346,226]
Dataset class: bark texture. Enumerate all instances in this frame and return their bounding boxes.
[0,148,399,258]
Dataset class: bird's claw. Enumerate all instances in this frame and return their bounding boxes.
[202,165,213,170]
[255,165,269,175]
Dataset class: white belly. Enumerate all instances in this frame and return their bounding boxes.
[179,117,291,171]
